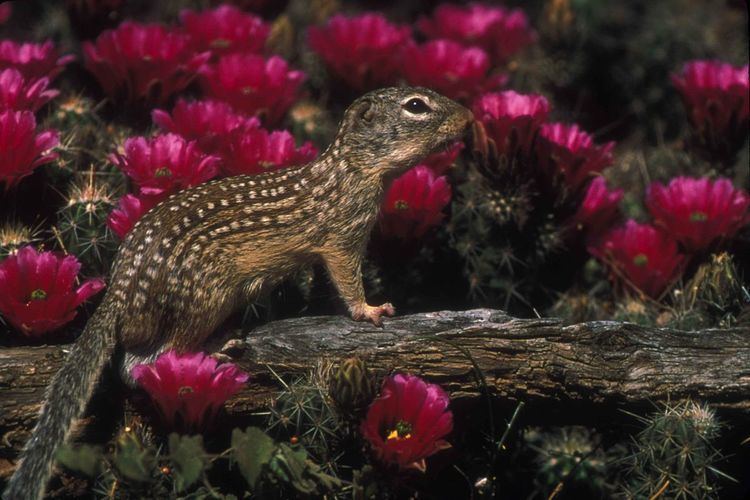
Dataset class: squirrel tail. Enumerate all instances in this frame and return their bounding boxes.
[3,306,117,500]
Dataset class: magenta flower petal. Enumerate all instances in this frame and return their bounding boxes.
[570,177,623,242]
[671,60,749,159]
[0,39,73,80]
[308,13,412,91]
[0,68,59,112]
[0,110,59,189]
[152,98,260,154]
[401,40,506,102]
[0,3,11,24]
[83,21,210,105]
[361,373,453,471]
[421,142,464,176]
[417,3,536,64]
[110,133,219,198]
[589,220,686,298]
[0,247,105,337]
[180,5,270,57]
[536,122,615,193]
[218,125,317,177]
[380,165,452,240]
[472,91,549,158]
[646,176,750,253]
[107,194,160,240]
[199,53,304,125]
[132,350,249,432]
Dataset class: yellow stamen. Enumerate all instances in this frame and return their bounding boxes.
[386,429,412,441]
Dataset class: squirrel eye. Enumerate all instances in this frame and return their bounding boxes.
[403,98,431,114]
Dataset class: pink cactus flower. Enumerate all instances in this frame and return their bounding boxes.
[671,60,749,160]
[132,350,249,432]
[571,177,623,241]
[361,373,453,472]
[0,110,59,189]
[107,194,159,240]
[401,40,507,102]
[417,3,536,64]
[218,126,317,177]
[420,141,464,176]
[472,91,550,158]
[646,176,750,253]
[199,53,305,125]
[380,165,452,240]
[590,220,685,298]
[152,98,261,154]
[180,5,270,57]
[0,3,12,24]
[82,21,210,105]
[109,134,220,198]
[0,39,73,80]
[0,246,105,337]
[0,68,59,112]
[308,13,412,91]
[536,122,616,193]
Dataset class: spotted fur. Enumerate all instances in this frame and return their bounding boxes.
[3,87,472,500]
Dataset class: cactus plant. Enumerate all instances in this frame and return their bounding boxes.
[56,171,118,274]
[623,400,727,499]
[0,222,42,259]
[327,356,376,422]
[266,364,343,473]
[525,426,612,497]
[448,154,580,313]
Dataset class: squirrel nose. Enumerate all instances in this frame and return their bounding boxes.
[463,107,475,127]
[453,103,474,127]
[457,106,474,131]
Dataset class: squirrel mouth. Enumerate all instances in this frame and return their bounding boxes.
[435,120,472,152]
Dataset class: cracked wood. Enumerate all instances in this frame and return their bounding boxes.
[1,308,748,467]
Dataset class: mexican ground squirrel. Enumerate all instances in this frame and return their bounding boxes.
[4,87,473,500]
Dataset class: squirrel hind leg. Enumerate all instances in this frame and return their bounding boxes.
[118,285,244,387]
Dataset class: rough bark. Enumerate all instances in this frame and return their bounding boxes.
[1,309,749,465]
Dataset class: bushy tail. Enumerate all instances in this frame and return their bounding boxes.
[3,308,117,500]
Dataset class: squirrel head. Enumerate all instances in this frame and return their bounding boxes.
[332,87,473,177]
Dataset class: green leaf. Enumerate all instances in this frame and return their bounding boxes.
[56,443,104,477]
[183,486,239,500]
[269,445,313,494]
[114,431,156,483]
[169,434,207,492]
[231,427,276,489]
[352,465,379,500]
[271,444,342,495]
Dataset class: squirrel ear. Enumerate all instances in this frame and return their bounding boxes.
[355,99,375,123]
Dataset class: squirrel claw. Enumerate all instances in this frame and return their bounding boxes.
[352,302,395,327]
[210,352,234,364]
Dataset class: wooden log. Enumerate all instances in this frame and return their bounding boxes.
[233,309,750,411]
[1,308,749,472]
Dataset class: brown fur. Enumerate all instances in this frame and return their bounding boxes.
[3,87,472,500]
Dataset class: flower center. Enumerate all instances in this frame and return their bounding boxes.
[632,253,649,267]
[29,288,47,301]
[154,167,172,178]
[210,38,232,49]
[386,420,413,441]
[241,86,255,96]
[690,211,708,222]
[178,386,194,396]
[394,200,409,211]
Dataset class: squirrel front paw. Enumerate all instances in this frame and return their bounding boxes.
[351,302,395,327]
